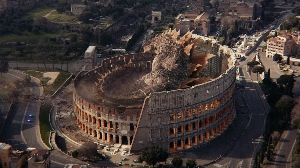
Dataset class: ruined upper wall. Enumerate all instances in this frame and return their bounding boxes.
[146,36,236,112]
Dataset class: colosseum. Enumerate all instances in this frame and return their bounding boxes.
[73,30,236,153]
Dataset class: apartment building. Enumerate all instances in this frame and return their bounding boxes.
[266,32,300,58]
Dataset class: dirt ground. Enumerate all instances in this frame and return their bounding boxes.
[43,72,60,85]
[52,83,98,152]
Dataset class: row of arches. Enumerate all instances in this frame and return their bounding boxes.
[77,119,133,145]
[169,111,234,152]
[75,109,135,131]
[169,85,234,121]
[169,104,233,136]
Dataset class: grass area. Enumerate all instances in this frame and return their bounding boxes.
[0,32,59,44]
[21,68,72,95]
[39,104,53,148]
[44,71,72,95]
[46,11,78,23]
[23,6,55,19]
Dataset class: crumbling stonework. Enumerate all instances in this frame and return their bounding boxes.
[73,31,236,152]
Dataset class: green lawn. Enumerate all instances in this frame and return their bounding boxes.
[21,68,72,95]
[39,105,53,148]
[46,11,78,23]
[0,32,59,44]
[23,6,55,19]
[43,70,72,95]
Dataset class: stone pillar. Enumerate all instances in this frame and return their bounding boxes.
[114,122,117,130]
[127,136,130,145]
[119,136,122,144]
[102,120,105,128]
[113,134,116,143]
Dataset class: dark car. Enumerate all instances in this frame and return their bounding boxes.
[27,114,34,122]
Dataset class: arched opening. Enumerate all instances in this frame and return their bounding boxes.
[92,117,96,124]
[178,126,183,134]
[192,122,197,130]
[185,124,191,132]
[93,130,96,137]
[104,133,107,141]
[170,127,175,135]
[116,122,119,130]
[154,17,158,21]
[130,123,134,131]
[89,128,92,135]
[205,131,209,141]
[185,138,191,148]
[122,136,128,145]
[100,132,103,139]
[169,141,176,152]
[116,135,119,143]
[104,120,107,127]
[110,121,113,129]
[192,136,197,145]
[199,134,203,143]
[109,134,113,142]
[177,140,183,150]
[97,119,101,128]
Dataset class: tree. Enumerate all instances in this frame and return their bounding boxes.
[275,98,294,114]
[252,66,265,81]
[0,60,9,75]
[139,145,169,167]
[186,159,196,168]
[247,61,259,67]
[78,11,93,23]
[77,142,100,159]
[272,54,282,62]
[172,156,183,168]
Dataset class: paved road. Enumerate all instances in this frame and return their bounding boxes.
[267,128,297,168]
[0,103,28,149]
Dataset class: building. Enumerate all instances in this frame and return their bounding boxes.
[84,46,97,71]
[27,149,51,168]
[71,4,87,15]
[0,142,11,168]
[218,0,262,30]
[175,12,211,36]
[73,31,236,153]
[266,32,300,58]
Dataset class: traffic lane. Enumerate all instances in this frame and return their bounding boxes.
[0,103,27,149]
[271,128,297,168]
[22,102,43,148]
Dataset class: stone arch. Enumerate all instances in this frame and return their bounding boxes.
[177,139,183,150]
[169,141,176,152]
[192,136,197,145]
[93,130,97,137]
[151,11,162,24]
[185,138,191,148]
[122,136,128,145]
[116,135,119,143]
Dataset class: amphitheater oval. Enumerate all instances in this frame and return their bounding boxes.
[73,34,236,153]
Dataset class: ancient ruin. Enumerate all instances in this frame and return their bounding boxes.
[73,30,236,152]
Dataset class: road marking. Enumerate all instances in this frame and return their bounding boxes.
[20,103,29,144]
[50,159,65,165]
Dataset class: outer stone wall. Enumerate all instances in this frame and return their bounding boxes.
[73,36,236,152]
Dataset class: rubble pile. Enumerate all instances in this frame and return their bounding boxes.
[141,30,195,91]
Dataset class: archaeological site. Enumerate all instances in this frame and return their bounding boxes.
[73,30,236,152]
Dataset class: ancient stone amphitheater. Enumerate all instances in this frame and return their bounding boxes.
[73,30,236,152]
